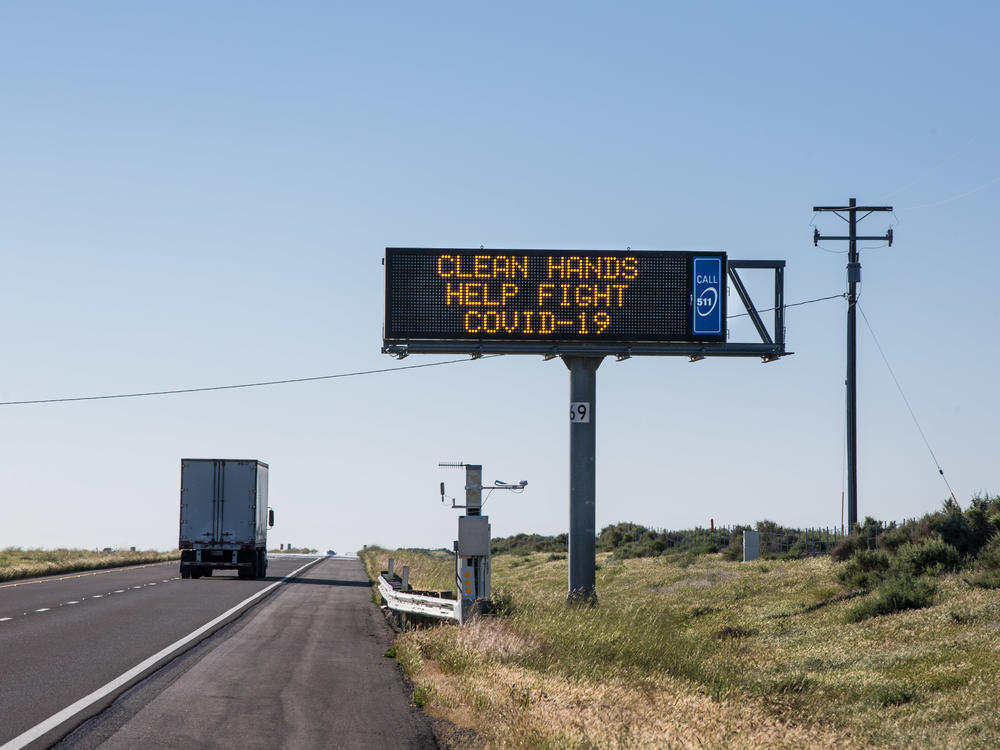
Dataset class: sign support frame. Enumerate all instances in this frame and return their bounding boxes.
[385,252,789,603]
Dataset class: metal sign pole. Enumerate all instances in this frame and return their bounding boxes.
[564,355,602,604]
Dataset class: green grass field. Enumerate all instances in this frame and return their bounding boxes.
[0,547,180,582]
[361,546,1000,749]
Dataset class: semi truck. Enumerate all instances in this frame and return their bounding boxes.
[178,459,273,580]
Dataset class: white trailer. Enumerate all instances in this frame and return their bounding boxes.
[178,459,273,580]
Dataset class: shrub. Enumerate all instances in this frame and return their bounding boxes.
[990,509,1000,535]
[837,549,891,591]
[895,538,962,578]
[690,541,719,556]
[934,502,977,557]
[831,534,867,562]
[724,539,743,561]
[975,533,1000,568]
[831,517,886,561]
[491,533,567,555]
[964,534,1000,589]
[878,524,917,553]
[963,501,994,553]
[847,573,936,622]
[724,528,749,561]
[596,523,646,552]
[965,569,1000,590]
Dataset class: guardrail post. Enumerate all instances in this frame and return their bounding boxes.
[401,566,409,590]
[388,558,394,577]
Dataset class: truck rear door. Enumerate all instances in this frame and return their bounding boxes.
[180,459,218,546]
[222,460,258,545]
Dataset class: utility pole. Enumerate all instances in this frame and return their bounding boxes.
[813,198,893,533]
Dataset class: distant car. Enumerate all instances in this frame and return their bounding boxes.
[327,549,336,556]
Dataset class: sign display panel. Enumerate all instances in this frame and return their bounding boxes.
[384,248,726,345]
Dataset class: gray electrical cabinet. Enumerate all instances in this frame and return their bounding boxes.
[457,516,490,556]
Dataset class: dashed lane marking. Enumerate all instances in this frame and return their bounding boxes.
[2,577,177,623]
[0,561,178,590]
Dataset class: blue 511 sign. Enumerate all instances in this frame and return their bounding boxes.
[692,256,723,336]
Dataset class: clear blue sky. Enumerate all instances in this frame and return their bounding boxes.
[2,2,997,554]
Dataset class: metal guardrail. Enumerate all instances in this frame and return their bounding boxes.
[377,575,460,622]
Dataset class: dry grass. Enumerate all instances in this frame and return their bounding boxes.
[0,547,180,582]
[361,545,456,593]
[362,547,1000,749]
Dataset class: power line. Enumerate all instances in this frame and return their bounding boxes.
[3,292,849,407]
[0,356,500,407]
[857,303,958,504]
[728,293,845,319]
[898,174,1000,211]
[875,138,975,201]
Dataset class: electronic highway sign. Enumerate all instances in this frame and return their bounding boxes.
[383,248,727,347]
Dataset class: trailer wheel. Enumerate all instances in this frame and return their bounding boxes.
[203,568,213,577]
[181,571,191,579]
[191,570,202,579]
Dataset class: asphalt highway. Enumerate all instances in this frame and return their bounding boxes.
[1,556,438,749]
[0,557,320,748]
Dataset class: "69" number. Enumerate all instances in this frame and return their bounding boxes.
[570,402,590,423]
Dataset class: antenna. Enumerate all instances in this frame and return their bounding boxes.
[437,461,527,510]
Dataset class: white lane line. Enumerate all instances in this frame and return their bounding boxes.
[0,617,12,622]
[34,608,50,613]
[113,590,125,594]
[132,586,142,589]
[0,558,322,750]
[66,602,81,605]
[92,595,103,598]
[0,560,179,591]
